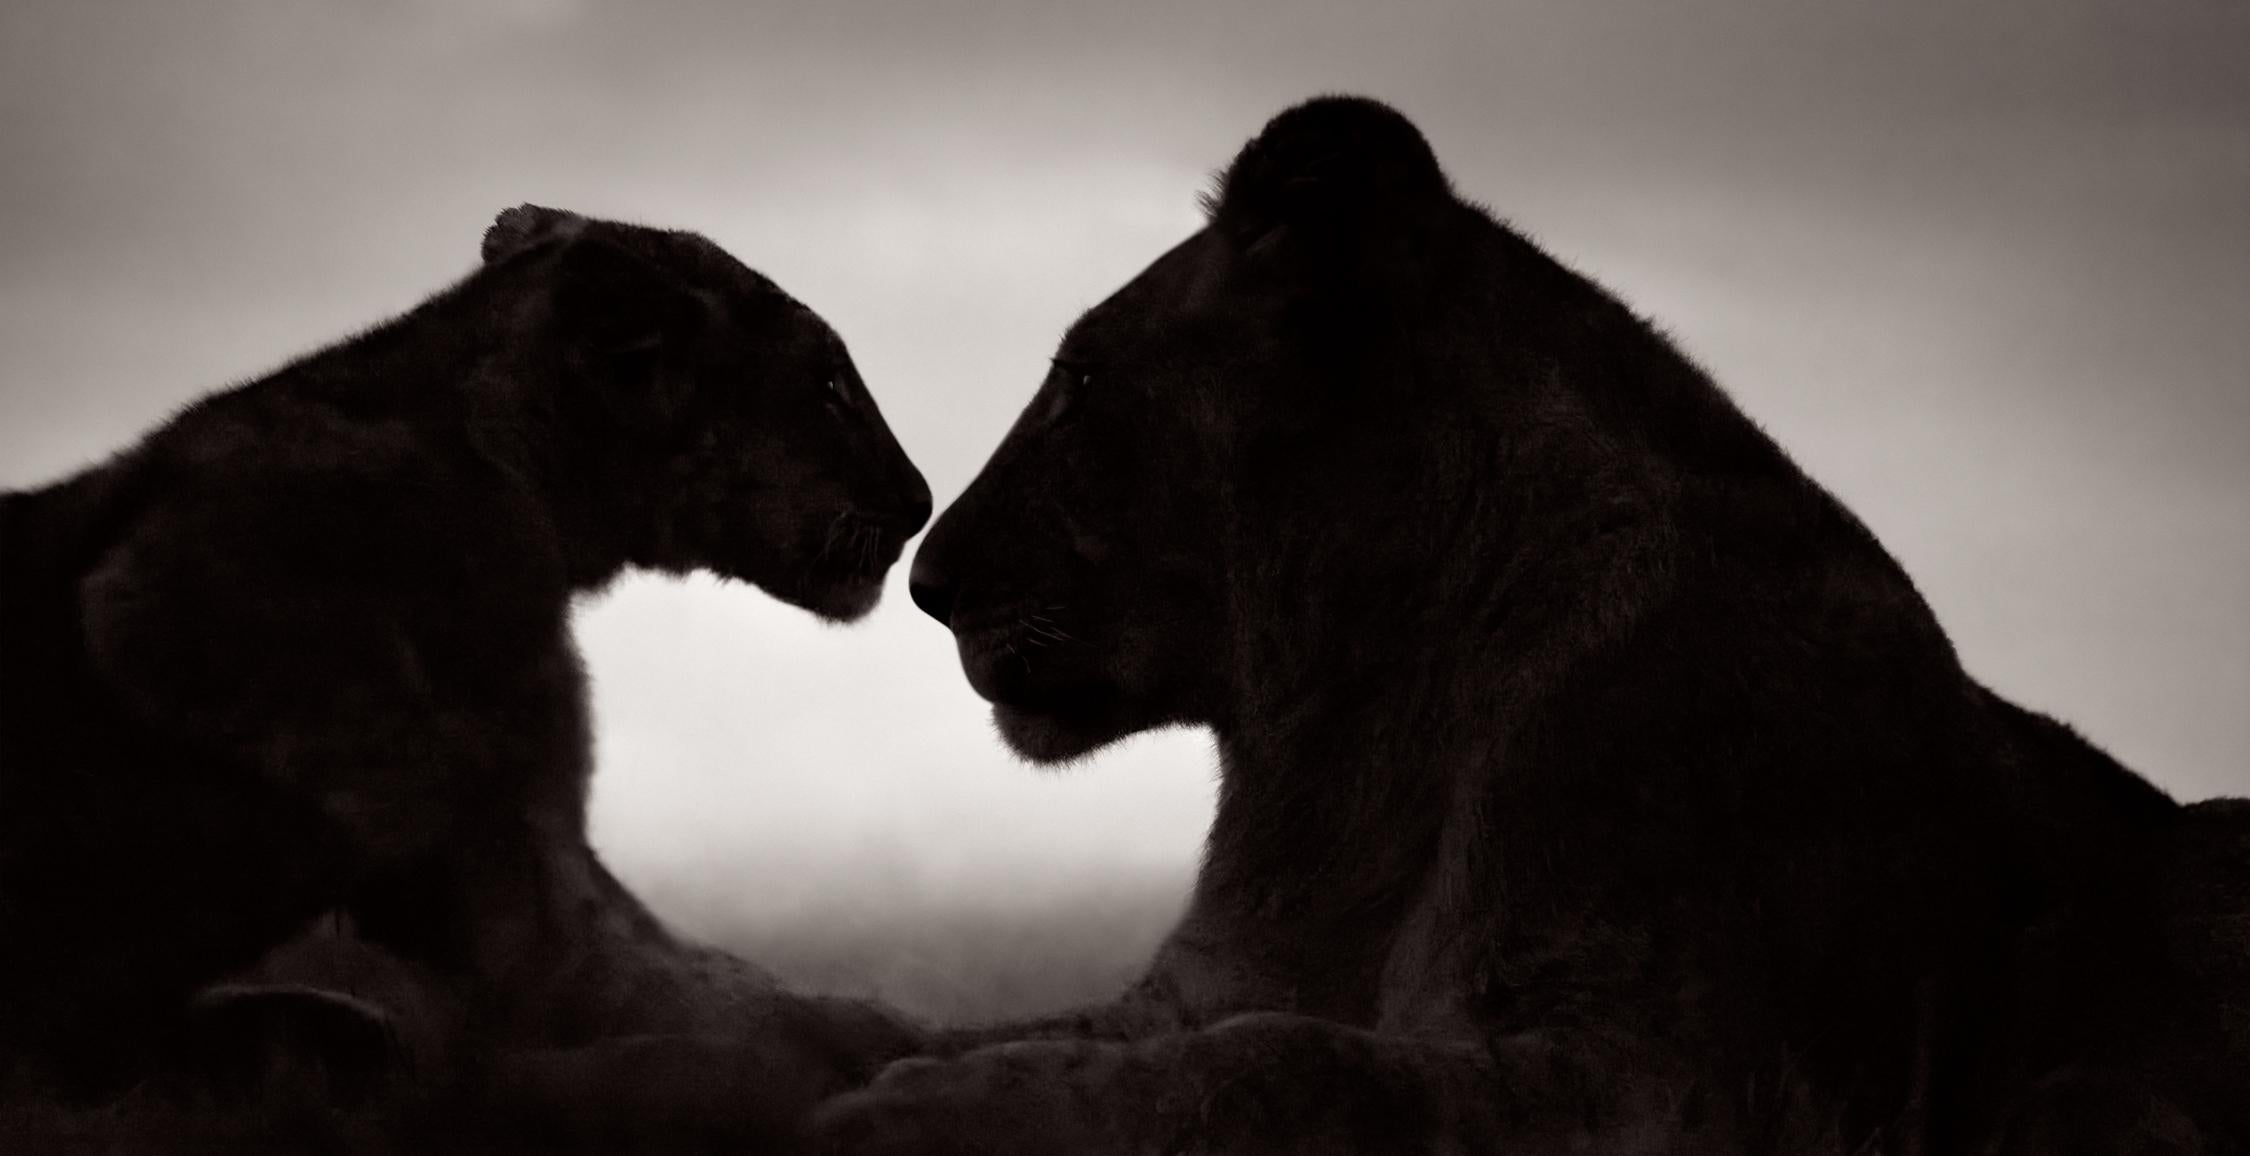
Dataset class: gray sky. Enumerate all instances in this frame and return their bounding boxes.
[3,0,2245,938]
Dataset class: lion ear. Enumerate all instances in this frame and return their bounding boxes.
[482,204,584,263]
[1211,95,1450,257]
[549,236,705,426]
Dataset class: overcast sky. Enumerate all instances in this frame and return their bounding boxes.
[3,0,2244,940]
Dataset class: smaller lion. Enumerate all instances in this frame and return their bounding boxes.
[0,206,930,1134]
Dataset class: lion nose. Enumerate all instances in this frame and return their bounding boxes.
[900,477,933,537]
[907,553,955,627]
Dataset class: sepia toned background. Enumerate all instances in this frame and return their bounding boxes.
[3,0,2244,1017]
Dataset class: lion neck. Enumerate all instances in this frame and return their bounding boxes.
[521,443,667,592]
[1185,386,1690,1002]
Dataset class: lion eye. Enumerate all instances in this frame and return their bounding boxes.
[1050,356,1092,386]
[1043,356,1095,423]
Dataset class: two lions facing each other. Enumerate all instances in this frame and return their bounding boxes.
[0,205,929,1140]
[4,99,2241,1155]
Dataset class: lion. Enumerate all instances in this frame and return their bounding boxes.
[0,205,929,1132]
[810,98,2249,1154]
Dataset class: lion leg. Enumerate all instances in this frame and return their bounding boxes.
[497,836,919,1057]
[813,1012,1676,1156]
[926,927,1273,1055]
[347,827,921,1136]
[925,987,1191,1056]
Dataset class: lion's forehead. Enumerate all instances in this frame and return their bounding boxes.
[1064,228,1229,356]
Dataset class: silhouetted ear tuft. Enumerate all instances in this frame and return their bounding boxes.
[1213,95,1449,252]
[482,204,583,263]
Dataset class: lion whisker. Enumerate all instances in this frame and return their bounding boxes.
[817,508,853,561]
[1025,616,1076,643]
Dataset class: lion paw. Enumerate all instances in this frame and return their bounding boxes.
[807,1045,1128,1156]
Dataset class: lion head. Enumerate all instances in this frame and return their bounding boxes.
[479,205,929,620]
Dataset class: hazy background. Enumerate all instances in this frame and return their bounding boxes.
[3,1,2244,1017]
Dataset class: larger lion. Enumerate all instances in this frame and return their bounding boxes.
[814,98,2249,1155]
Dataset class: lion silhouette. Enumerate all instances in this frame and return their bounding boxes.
[0,206,930,1128]
[814,98,2249,1154]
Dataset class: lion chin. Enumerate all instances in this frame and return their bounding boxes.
[989,697,1144,766]
[784,573,888,625]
